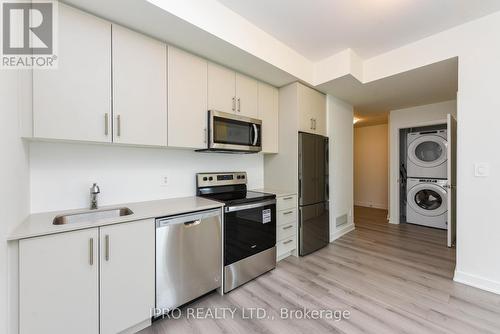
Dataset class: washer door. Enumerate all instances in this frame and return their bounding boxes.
[408,135,447,168]
[408,183,447,217]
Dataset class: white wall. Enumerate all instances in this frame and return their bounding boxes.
[327,96,354,240]
[0,71,30,334]
[30,142,264,213]
[388,100,456,224]
[354,124,388,210]
[358,11,500,292]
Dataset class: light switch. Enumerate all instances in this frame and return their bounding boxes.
[474,163,490,177]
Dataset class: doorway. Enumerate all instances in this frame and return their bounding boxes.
[354,101,457,249]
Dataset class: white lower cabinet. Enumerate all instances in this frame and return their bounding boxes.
[276,194,298,261]
[19,220,155,334]
[100,220,155,334]
[19,228,100,334]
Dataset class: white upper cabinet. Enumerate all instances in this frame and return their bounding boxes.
[298,83,327,136]
[33,4,111,142]
[208,62,260,118]
[19,228,99,334]
[112,25,167,146]
[258,82,279,153]
[168,47,208,149]
[29,4,279,150]
[99,220,155,334]
[207,62,236,114]
[235,73,259,118]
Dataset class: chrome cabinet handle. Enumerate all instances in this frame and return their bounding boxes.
[116,115,121,137]
[232,97,236,112]
[310,118,314,129]
[283,225,293,230]
[184,220,201,227]
[104,113,109,136]
[283,211,294,215]
[283,196,294,200]
[237,98,241,112]
[89,238,94,266]
[283,239,293,245]
[204,128,207,143]
[105,235,110,261]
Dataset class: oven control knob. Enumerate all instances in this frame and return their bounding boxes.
[209,177,213,181]
[241,175,245,179]
[203,177,208,181]
[236,175,241,179]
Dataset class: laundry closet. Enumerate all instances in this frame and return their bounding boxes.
[398,114,456,247]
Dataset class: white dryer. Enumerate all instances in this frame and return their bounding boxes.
[407,129,447,179]
[406,178,447,230]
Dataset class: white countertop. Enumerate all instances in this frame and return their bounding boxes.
[252,188,297,198]
[8,196,224,241]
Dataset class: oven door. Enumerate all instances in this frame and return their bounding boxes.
[209,110,262,152]
[224,199,276,266]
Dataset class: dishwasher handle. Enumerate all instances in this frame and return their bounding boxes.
[184,220,201,227]
[156,208,221,228]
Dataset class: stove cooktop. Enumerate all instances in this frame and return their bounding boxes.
[199,190,275,206]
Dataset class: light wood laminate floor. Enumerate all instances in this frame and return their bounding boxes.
[140,206,500,334]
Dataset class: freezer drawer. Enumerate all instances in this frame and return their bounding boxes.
[156,209,222,312]
[299,202,329,256]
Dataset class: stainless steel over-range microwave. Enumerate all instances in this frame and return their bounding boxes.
[202,110,262,153]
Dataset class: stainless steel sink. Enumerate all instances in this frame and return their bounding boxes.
[53,207,134,225]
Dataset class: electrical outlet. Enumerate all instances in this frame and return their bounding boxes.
[160,176,168,186]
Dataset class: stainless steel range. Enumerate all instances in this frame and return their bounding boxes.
[196,172,276,293]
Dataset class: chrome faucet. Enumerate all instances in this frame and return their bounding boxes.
[90,183,100,210]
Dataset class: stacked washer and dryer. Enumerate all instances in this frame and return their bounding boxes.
[406,129,448,229]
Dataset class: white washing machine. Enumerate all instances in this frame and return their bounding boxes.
[406,178,447,229]
[407,129,447,179]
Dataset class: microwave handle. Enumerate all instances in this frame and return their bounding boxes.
[252,124,259,146]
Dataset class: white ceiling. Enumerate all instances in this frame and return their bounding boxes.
[217,0,500,61]
[317,57,458,126]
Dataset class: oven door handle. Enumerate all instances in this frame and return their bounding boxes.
[225,199,276,213]
[252,124,259,146]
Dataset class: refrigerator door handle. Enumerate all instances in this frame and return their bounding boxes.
[298,179,302,203]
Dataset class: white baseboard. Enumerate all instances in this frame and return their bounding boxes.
[454,270,500,295]
[354,201,388,210]
[330,223,355,242]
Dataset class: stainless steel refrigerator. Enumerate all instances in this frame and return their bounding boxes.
[298,132,329,256]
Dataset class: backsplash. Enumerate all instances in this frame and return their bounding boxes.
[29,142,264,213]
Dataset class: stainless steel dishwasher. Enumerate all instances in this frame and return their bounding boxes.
[156,208,222,313]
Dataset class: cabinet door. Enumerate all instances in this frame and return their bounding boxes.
[312,91,327,136]
[258,82,278,153]
[100,220,155,334]
[112,25,167,146]
[207,62,236,114]
[168,47,208,149]
[235,73,259,118]
[297,84,316,134]
[298,84,326,135]
[33,4,111,142]
[20,229,99,334]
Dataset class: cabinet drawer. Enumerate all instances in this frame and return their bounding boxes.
[277,221,296,241]
[277,236,296,256]
[278,208,296,226]
[277,195,297,211]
